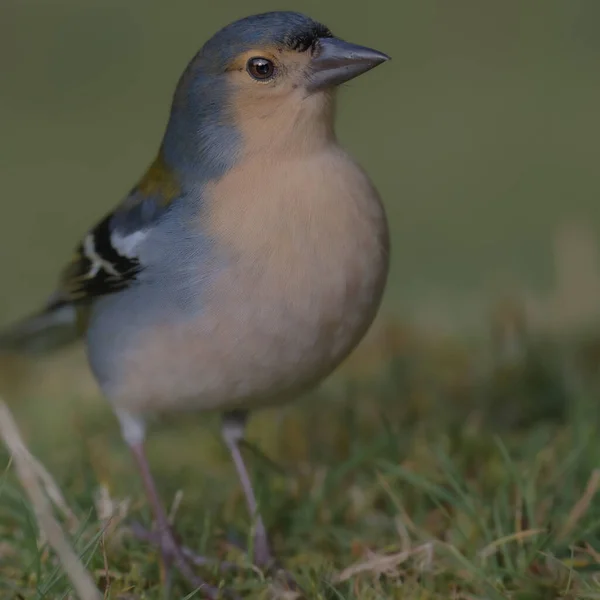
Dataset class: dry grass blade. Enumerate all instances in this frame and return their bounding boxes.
[333,543,435,583]
[0,398,101,600]
[558,469,600,543]
[30,451,80,531]
[478,529,546,560]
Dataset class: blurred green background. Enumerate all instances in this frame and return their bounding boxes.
[2,0,600,333]
[3,5,600,597]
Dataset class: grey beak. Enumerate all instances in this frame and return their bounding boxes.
[307,37,390,91]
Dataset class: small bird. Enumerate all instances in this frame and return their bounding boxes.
[2,11,390,596]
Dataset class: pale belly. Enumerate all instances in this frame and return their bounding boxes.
[92,249,386,415]
[88,224,388,416]
[87,150,390,415]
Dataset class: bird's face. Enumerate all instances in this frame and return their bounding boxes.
[164,12,389,169]
[224,44,323,107]
[222,17,387,105]
[221,47,335,140]
[188,13,388,134]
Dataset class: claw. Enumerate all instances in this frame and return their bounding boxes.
[224,531,300,592]
[132,521,242,572]
[130,521,241,599]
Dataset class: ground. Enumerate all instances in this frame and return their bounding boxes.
[1,318,600,599]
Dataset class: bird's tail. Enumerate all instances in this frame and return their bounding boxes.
[0,298,82,356]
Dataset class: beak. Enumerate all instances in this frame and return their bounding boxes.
[307,37,390,91]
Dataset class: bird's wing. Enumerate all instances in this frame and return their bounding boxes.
[0,202,161,354]
[58,212,144,303]
[0,154,180,354]
[59,154,181,304]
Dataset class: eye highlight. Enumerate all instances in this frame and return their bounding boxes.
[246,57,275,81]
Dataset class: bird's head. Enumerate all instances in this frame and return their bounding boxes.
[163,12,389,175]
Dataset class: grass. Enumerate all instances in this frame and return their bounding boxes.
[1,317,600,599]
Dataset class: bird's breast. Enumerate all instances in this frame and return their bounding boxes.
[101,148,389,413]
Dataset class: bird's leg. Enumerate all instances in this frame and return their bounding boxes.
[118,411,223,599]
[130,523,242,573]
[221,413,300,593]
[221,411,272,567]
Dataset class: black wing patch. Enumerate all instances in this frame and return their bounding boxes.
[61,214,143,302]
[56,150,184,303]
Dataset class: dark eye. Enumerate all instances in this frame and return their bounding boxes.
[246,57,275,81]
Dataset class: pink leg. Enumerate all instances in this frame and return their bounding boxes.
[221,412,272,567]
[129,442,224,598]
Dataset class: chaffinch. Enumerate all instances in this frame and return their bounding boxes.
[2,11,390,597]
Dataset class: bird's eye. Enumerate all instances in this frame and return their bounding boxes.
[246,57,275,81]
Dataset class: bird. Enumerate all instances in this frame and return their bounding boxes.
[1,11,390,597]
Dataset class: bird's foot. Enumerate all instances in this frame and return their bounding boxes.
[131,521,299,595]
[226,530,299,593]
[249,524,273,569]
[130,521,240,599]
